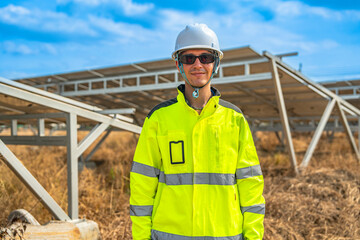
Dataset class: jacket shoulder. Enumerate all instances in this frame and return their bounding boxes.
[147,97,178,119]
[219,99,242,114]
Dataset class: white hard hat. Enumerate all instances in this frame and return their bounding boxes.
[172,23,223,60]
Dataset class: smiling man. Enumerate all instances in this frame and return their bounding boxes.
[130,23,265,240]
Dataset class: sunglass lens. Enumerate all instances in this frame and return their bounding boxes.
[185,55,196,64]
[179,54,215,64]
[200,54,215,64]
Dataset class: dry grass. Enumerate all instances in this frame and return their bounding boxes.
[257,132,360,239]
[0,129,359,239]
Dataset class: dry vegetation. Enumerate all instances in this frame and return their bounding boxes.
[0,129,359,239]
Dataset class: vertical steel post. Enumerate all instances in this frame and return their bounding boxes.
[38,118,45,136]
[11,120,17,136]
[269,58,299,174]
[66,112,79,219]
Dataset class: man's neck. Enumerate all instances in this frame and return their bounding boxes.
[184,84,212,112]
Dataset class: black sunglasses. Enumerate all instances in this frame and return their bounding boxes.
[179,53,216,65]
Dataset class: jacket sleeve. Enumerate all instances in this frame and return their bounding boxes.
[130,116,161,240]
[236,116,265,240]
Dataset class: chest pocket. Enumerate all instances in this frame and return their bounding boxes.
[170,140,185,164]
[158,130,189,174]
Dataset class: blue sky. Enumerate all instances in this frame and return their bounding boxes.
[1,0,359,82]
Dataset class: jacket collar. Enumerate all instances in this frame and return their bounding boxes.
[176,84,221,116]
[177,84,221,97]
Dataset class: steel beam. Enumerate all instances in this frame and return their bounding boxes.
[0,136,67,146]
[0,82,141,134]
[0,139,70,220]
[59,73,272,97]
[66,113,78,219]
[11,120,17,136]
[77,122,109,158]
[84,128,113,162]
[0,77,102,112]
[36,58,269,91]
[233,85,278,109]
[269,58,298,174]
[96,108,136,115]
[95,93,150,116]
[300,99,336,169]
[38,119,45,136]
[336,101,360,161]
[263,54,360,117]
[0,112,67,121]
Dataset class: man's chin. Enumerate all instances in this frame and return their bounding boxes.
[188,80,209,88]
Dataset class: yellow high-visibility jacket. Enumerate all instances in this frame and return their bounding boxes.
[130,84,265,240]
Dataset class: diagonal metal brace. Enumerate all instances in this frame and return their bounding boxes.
[300,98,336,169]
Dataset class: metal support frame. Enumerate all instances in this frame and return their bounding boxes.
[96,108,135,115]
[336,101,360,161]
[0,77,134,124]
[84,127,113,162]
[0,139,70,220]
[275,131,285,147]
[11,120,17,136]
[33,59,271,97]
[264,51,360,170]
[300,98,336,169]
[269,57,299,174]
[38,118,45,136]
[1,112,68,146]
[0,78,142,220]
[0,80,141,134]
[233,85,278,109]
[267,56,360,116]
[326,85,360,100]
[77,122,109,158]
[0,136,67,146]
[66,113,78,219]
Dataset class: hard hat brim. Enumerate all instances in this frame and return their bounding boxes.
[172,45,224,60]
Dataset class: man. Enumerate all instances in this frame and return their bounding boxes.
[130,23,265,240]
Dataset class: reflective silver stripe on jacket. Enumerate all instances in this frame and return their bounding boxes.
[159,172,236,185]
[151,230,244,240]
[131,161,160,178]
[236,165,262,180]
[130,205,153,216]
[241,203,265,215]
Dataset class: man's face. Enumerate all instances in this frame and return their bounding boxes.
[176,49,215,88]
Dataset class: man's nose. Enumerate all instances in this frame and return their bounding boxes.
[192,57,202,67]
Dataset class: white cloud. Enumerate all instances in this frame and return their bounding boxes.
[57,0,154,15]
[0,4,31,24]
[1,1,358,79]
[2,41,33,55]
[155,4,344,57]
[257,0,360,21]
[120,0,154,16]
[158,9,197,31]
[88,15,160,43]
[1,41,58,55]
[56,0,106,6]
[0,4,96,36]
